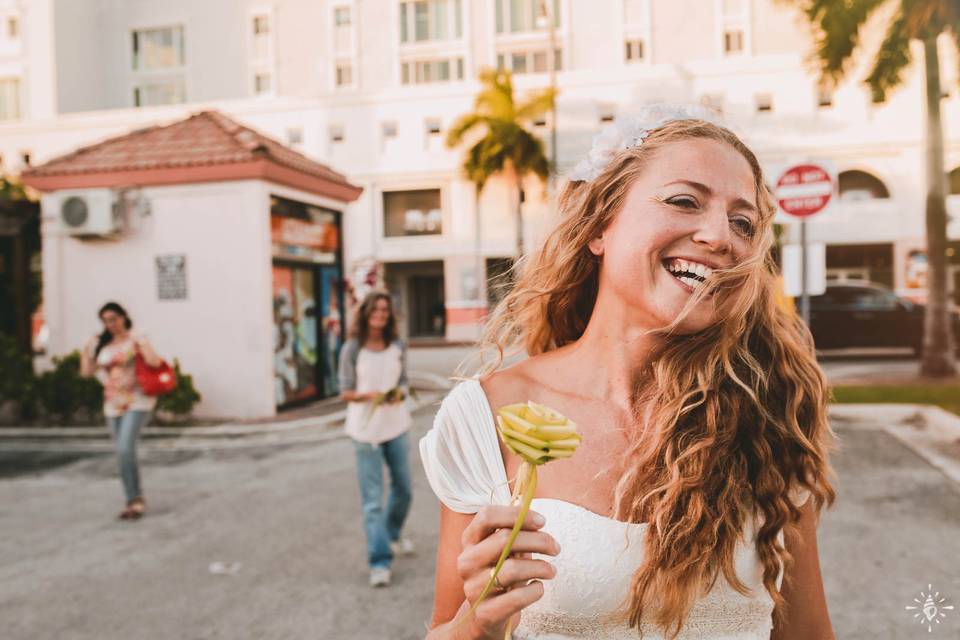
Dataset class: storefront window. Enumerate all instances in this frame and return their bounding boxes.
[383,189,443,236]
[270,196,344,407]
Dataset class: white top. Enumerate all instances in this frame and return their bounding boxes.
[344,343,412,445]
[419,379,809,640]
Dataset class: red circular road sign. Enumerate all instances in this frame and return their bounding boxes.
[775,164,833,218]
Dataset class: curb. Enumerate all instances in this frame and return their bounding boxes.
[0,370,454,441]
[830,403,960,487]
[0,392,447,454]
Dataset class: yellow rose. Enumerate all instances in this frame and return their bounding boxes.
[459,401,580,639]
[496,401,581,465]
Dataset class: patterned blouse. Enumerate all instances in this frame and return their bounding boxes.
[95,335,157,418]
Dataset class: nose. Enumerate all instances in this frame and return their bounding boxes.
[691,205,733,255]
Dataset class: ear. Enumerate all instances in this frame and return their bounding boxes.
[588,235,604,257]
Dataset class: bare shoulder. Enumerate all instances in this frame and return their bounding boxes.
[478,352,559,410]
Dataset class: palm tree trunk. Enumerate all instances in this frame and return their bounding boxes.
[515,174,524,259]
[920,35,957,377]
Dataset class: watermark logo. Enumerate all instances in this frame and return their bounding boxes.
[905,584,955,633]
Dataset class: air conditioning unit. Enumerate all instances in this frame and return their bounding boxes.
[59,189,121,236]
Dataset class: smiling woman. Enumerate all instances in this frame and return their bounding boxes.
[420,105,837,640]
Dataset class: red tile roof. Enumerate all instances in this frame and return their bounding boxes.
[23,110,362,201]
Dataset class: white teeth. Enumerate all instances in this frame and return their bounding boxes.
[665,258,713,279]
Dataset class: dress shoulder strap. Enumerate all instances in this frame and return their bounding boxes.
[418,379,511,513]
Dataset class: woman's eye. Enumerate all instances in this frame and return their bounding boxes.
[666,196,698,209]
[731,217,755,237]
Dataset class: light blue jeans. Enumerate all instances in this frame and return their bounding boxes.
[353,431,413,570]
[107,410,151,503]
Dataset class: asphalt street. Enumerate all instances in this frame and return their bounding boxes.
[3,400,960,639]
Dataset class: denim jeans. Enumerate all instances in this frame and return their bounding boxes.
[353,431,413,570]
[107,410,151,503]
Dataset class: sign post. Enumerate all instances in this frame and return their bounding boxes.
[775,163,834,324]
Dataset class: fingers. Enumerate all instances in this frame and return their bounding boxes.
[462,558,556,602]
[462,528,559,572]
[462,506,547,546]
[470,581,546,633]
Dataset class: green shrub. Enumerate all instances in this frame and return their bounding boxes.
[0,333,37,420]
[35,351,103,424]
[156,359,202,417]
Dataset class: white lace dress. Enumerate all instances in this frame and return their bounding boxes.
[419,380,808,640]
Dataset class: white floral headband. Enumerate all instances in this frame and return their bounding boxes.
[568,103,726,182]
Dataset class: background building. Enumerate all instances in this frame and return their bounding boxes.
[21,111,361,418]
[2,0,960,349]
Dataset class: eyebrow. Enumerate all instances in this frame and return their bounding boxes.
[664,179,759,217]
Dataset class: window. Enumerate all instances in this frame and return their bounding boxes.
[133,80,185,107]
[252,15,271,60]
[383,189,443,237]
[287,127,303,146]
[7,16,17,39]
[496,48,561,74]
[425,118,442,135]
[329,124,345,143]
[599,112,615,123]
[850,289,898,311]
[131,26,185,70]
[401,57,464,84]
[399,0,463,43]
[838,170,890,201]
[335,62,352,87]
[21,151,30,166]
[755,93,773,113]
[723,29,743,54]
[495,0,560,33]
[334,7,352,53]
[625,39,645,62]
[382,121,398,139]
[949,167,960,195]
[0,77,20,121]
[250,14,274,97]
[254,72,272,95]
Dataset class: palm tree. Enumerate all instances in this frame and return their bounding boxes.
[787,0,957,376]
[446,68,555,261]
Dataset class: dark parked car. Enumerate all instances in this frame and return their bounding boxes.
[807,281,960,355]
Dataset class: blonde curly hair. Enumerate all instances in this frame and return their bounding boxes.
[468,119,836,637]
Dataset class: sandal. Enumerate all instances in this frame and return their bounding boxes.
[119,498,146,521]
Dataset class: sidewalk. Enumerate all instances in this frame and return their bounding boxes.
[0,367,452,452]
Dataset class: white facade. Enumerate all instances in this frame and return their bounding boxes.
[4,0,960,345]
[40,178,348,419]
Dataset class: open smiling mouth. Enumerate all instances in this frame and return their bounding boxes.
[662,257,714,291]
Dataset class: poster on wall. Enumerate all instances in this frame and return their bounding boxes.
[272,266,318,405]
[319,266,343,396]
[156,254,188,301]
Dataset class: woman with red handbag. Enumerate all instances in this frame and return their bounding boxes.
[80,302,169,521]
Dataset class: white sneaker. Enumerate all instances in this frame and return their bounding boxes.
[390,538,416,557]
[369,567,391,588]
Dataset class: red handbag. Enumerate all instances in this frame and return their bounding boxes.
[135,353,178,396]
